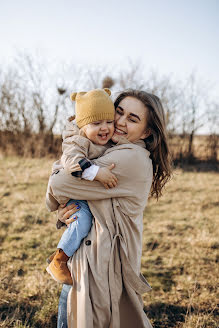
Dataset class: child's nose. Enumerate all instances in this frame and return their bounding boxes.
[100,122,108,130]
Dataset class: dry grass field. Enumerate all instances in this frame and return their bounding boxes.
[0,156,218,328]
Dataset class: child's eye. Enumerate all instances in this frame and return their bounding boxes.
[92,122,101,125]
[107,120,114,124]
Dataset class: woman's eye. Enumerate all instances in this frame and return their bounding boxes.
[116,109,122,115]
[129,118,137,123]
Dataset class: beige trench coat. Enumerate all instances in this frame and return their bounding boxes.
[46,140,153,328]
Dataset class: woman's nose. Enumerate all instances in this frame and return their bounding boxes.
[117,115,126,126]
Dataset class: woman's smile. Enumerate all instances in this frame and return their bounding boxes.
[114,127,127,135]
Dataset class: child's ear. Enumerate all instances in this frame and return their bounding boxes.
[70,91,87,101]
[70,92,77,101]
[103,88,111,96]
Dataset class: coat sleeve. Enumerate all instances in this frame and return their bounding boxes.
[46,147,151,206]
[61,135,91,173]
[60,119,91,173]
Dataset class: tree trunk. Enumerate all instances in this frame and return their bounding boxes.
[188,131,194,158]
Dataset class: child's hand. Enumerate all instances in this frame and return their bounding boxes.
[95,164,118,189]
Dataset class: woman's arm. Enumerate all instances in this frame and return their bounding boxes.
[46,146,152,203]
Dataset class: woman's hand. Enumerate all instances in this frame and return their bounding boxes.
[57,202,80,226]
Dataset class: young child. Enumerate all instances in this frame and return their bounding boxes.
[46,88,117,285]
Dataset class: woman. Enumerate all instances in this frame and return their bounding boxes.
[51,90,172,328]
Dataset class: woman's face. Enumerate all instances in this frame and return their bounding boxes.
[111,96,149,143]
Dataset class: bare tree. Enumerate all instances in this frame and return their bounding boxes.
[207,103,219,161]
[145,70,184,135]
[117,60,146,89]
[0,55,218,162]
[181,73,208,158]
[0,53,69,155]
[0,68,30,133]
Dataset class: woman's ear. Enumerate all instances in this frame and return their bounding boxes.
[141,128,151,139]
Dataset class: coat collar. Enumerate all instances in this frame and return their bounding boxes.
[113,137,146,149]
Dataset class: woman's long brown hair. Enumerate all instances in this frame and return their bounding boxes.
[114,90,172,199]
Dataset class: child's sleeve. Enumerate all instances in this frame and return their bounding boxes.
[60,119,92,176]
[60,119,105,178]
[61,135,92,175]
[81,165,100,181]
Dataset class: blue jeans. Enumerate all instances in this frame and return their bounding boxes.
[57,199,93,257]
[57,284,71,328]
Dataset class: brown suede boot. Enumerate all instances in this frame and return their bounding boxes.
[46,249,73,285]
[46,251,56,264]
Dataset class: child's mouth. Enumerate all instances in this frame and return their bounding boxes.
[98,133,108,140]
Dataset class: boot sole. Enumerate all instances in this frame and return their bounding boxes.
[46,257,52,264]
[46,265,73,285]
[46,251,57,264]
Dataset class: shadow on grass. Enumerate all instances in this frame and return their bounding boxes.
[174,158,219,172]
[0,299,57,328]
[1,295,218,328]
[145,302,218,328]
[145,270,175,292]
[143,257,176,292]
[144,302,188,328]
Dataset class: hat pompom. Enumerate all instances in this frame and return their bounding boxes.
[103,88,111,96]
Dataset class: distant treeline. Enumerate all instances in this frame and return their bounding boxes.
[0,54,218,164]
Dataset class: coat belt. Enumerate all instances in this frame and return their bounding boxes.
[109,232,152,327]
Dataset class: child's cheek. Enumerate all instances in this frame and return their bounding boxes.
[110,129,114,136]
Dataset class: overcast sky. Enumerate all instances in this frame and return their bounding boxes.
[0,0,219,99]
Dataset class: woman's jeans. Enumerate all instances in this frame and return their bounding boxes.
[57,284,71,328]
[57,199,92,257]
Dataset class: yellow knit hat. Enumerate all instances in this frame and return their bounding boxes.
[70,88,115,128]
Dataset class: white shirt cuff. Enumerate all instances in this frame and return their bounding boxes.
[82,165,99,181]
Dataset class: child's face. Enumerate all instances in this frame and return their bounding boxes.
[82,120,114,145]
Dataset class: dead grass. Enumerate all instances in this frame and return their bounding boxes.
[142,169,219,327]
[0,156,218,327]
